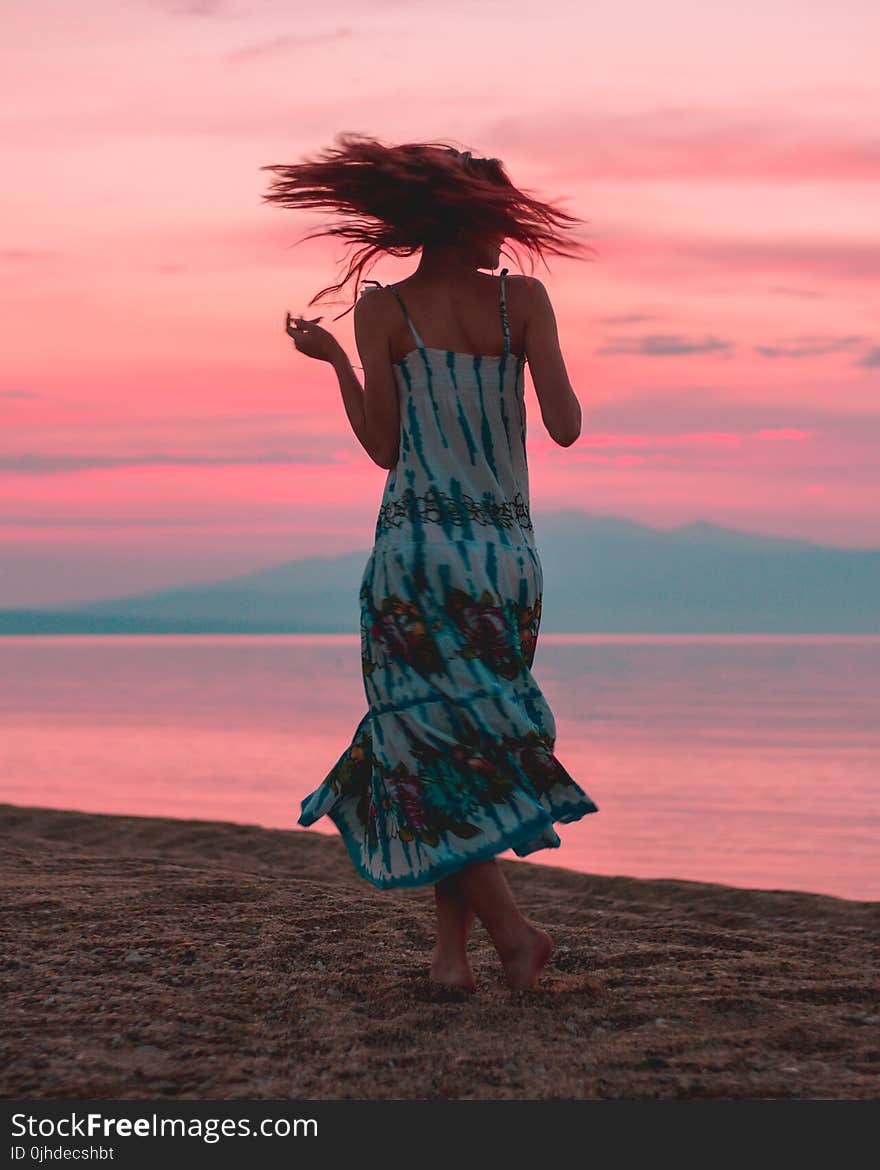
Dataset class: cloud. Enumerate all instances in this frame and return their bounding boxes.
[856,346,880,368]
[754,335,866,359]
[483,105,880,182]
[597,334,734,357]
[144,0,235,17]
[596,313,661,325]
[567,388,880,445]
[629,237,880,282]
[225,28,351,64]
[0,449,351,474]
[0,249,64,263]
[768,285,827,300]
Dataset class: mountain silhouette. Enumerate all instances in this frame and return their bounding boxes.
[1,513,877,633]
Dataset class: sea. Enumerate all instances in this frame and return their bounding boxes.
[1,634,877,902]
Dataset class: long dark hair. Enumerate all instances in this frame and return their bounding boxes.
[259,132,597,320]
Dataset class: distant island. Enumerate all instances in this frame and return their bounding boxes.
[1,513,878,634]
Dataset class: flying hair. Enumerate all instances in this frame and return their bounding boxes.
[259,132,598,320]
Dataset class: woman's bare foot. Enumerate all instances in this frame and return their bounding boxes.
[498,923,553,991]
[429,948,477,992]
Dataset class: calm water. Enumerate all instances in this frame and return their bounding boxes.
[1,635,877,902]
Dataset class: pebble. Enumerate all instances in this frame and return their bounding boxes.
[644,1055,669,1070]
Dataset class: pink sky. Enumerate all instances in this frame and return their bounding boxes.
[2,0,879,605]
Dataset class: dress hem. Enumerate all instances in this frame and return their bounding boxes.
[297,799,598,891]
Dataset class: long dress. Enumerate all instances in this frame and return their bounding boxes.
[297,268,599,888]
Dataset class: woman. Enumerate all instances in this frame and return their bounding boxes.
[261,134,599,992]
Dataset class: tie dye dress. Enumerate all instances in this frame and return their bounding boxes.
[298,268,599,888]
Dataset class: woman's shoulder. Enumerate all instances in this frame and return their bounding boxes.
[505,273,545,295]
[502,272,546,306]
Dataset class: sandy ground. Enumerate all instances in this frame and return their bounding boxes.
[1,802,877,1100]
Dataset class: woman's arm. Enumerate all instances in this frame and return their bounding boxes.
[521,276,582,447]
[348,290,400,469]
[329,345,397,469]
[286,297,399,469]
[328,346,384,464]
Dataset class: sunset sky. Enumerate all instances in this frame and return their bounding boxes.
[2,0,879,606]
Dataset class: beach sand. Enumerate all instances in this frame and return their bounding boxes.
[1,802,877,1100]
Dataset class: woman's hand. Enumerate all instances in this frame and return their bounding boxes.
[285,312,342,364]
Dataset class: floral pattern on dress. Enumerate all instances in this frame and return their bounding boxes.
[361,582,543,683]
[324,718,586,855]
[444,587,522,679]
[515,594,541,670]
[361,585,445,679]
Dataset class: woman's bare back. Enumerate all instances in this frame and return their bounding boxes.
[383,271,527,365]
[381,271,581,448]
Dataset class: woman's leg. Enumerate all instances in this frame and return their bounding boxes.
[454,857,553,991]
[429,872,477,990]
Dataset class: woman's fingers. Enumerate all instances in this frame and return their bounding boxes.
[284,310,327,357]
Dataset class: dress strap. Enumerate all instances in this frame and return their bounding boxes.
[385,283,425,350]
[499,267,511,356]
